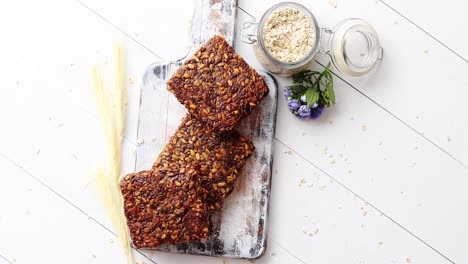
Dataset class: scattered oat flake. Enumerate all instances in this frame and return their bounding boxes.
[350,116,355,120]
[348,169,352,174]
[284,150,293,155]
[319,185,327,190]
[405,257,412,263]
[301,131,307,136]
[411,161,417,167]
[103,60,108,65]
[379,141,383,146]
[92,254,96,259]
[394,21,399,25]
[128,77,135,84]
[25,210,31,214]
[70,63,75,67]
[361,125,367,131]
[136,138,144,145]
[131,148,136,156]
[151,137,157,142]
[413,146,418,150]
[378,240,384,245]
[329,159,335,164]
[27,188,32,192]
[339,153,343,158]
[322,146,328,154]
[447,136,451,142]
[108,238,114,244]
[423,49,428,54]
[12,258,16,263]
[329,120,333,125]
[362,210,368,216]
[307,184,314,188]
[36,149,41,155]
[314,228,319,234]
[328,0,337,8]
[298,179,307,187]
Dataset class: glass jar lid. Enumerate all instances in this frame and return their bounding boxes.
[325,18,383,77]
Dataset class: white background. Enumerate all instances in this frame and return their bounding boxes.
[0,0,467,264]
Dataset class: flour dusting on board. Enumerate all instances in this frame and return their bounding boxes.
[216,84,276,256]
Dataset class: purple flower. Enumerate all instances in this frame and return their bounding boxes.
[287,99,301,111]
[310,105,325,119]
[283,87,292,98]
[311,102,318,108]
[298,105,311,118]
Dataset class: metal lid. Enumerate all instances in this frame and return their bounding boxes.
[326,18,383,77]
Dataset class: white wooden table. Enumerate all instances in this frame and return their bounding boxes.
[1,0,467,263]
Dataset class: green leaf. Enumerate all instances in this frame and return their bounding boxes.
[291,71,310,83]
[288,84,308,95]
[304,87,320,106]
[326,72,335,104]
[289,61,334,108]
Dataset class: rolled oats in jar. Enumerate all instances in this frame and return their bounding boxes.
[242,2,383,77]
[242,2,320,76]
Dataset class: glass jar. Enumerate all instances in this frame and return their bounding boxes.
[242,2,383,77]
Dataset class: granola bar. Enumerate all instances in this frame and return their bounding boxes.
[154,114,254,209]
[121,167,210,248]
[167,35,269,132]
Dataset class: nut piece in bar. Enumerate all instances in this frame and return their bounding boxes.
[154,114,255,210]
[121,166,210,249]
[167,35,269,132]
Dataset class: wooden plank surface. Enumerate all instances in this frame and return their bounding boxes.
[0,0,466,263]
[381,0,468,61]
